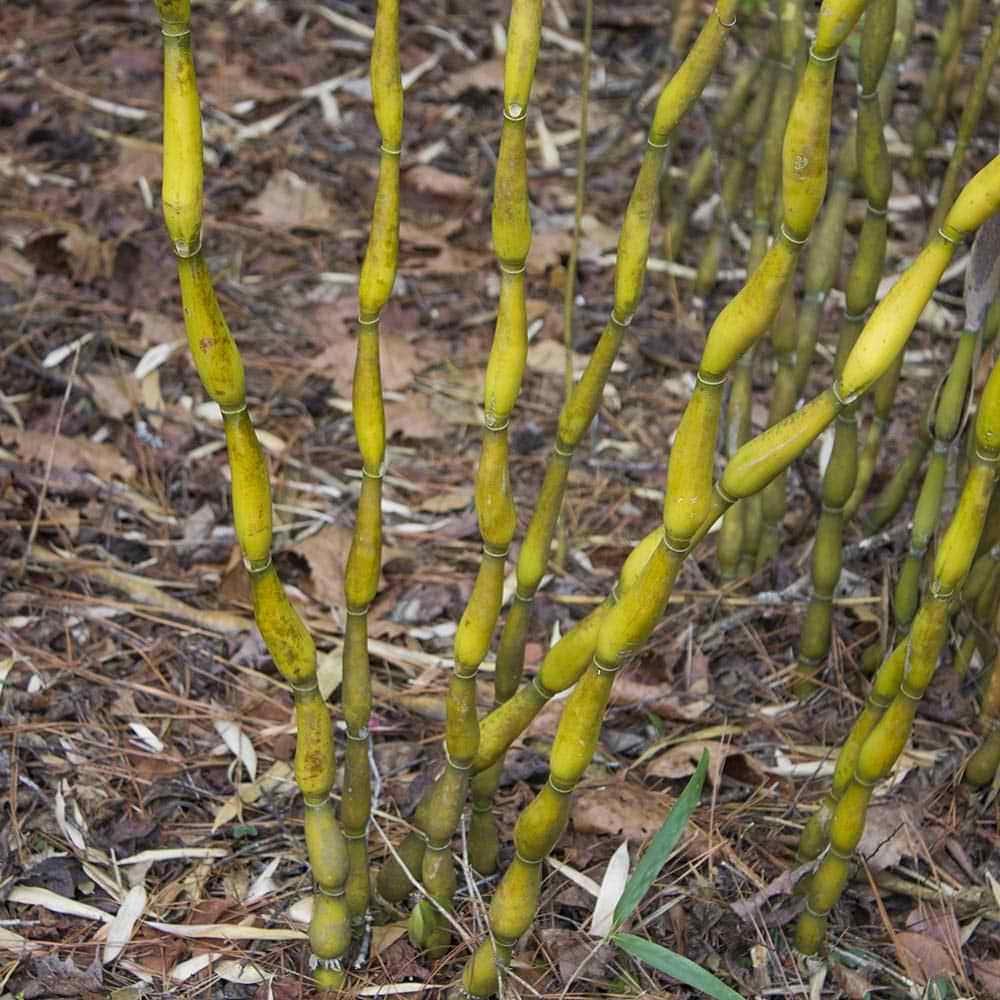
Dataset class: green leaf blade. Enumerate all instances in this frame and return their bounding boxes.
[613,933,748,1000]
[613,748,709,928]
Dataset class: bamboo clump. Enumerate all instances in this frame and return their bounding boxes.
[148,0,1000,990]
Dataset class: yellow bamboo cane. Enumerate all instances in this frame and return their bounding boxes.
[152,0,348,986]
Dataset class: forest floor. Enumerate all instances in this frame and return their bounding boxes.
[2,1,1000,998]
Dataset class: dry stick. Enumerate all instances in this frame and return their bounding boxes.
[151,0,348,987]
[341,0,402,948]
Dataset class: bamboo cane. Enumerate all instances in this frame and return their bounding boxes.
[152,0,348,986]
[794,0,897,695]
[342,0,403,933]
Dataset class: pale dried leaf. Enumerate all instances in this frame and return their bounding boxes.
[385,393,451,440]
[547,856,601,897]
[128,722,164,753]
[85,372,139,420]
[590,840,630,937]
[147,921,307,941]
[405,164,476,199]
[102,885,146,963]
[8,886,112,924]
[120,847,228,865]
[573,784,680,843]
[441,58,504,96]
[214,718,257,781]
[215,959,269,984]
[646,740,727,787]
[317,647,343,700]
[895,931,962,986]
[169,952,224,982]
[290,523,355,608]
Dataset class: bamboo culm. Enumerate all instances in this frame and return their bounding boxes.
[343,0,403,938]
[153,0,348,986]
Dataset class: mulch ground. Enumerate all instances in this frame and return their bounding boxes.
[2,1,1000,997]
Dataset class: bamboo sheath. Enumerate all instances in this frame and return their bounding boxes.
[342,0,402,938]
[794,0,897,696]
[152,0,348,986]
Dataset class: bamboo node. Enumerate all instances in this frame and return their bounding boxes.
[172,235,202,259]
[317,884,347,897]
[503,102,527,122]
[715,482,736,505]
[610,309,634,328]
[483,415,511,432]
[346,727,370,741]
[358,312,381,326]
[514,850,544,865]
[159,22,191,38]
[290,678,319,695]
[866,203,887,217]
[696,370,726,387]
[780,223,809,247]
[243,553,272,575]
[547,775,573,795]
[843,309,867,323]
[553,441,575,458]
[380,143,402,157]
[857,87,879,102]
[899,680,923,701]
[646,137,669,149]
[831,381,860,408]
[303,794,329,808]
[345,605,370,616]
[664,533,692,555]
[499,261,527,275]
[803,899,830,919]
[220,401,249,416]
[532,675,552,699]
[343,828,369,841]
[808,45,838,64]
[592,654,622,675]
[937,226,962,246]
[483,542,510,559]
[974,445,1000,465]
[444,750,474,772]
[514,589,534,603]
[310,955,344,972]
[716,10,737,28]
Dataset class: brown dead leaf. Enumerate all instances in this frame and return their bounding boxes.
[905,906,963,952]
[385,393,450,440]
[972,958,1000,998]
[405,164,476,200]
[857,803,919,869]
[130,309,186,349]
[290,524,355,609]
[609,673,712,722]
[85,371,140,420]
[527,339,591,378]
[441,58,504,96]
[528,229,572,274]
[539,928,615,986]
[4,429,136,481]
[646,740,727,786]
[311,330,424,398]
[572,782,678,842]
[105,140,162,190]
[60,226,112,283]
[247,170,336,232]
[895,931,962,986]
[830,961,875,1000]
[0,246,36,293]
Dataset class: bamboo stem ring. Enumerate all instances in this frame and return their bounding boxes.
[503,104,527,122]
[357,313,381,326]
[219,402,248,416]
[780,223,809,247]
[171,236,202,258]
[937,227,961,245]
[243,554,272,574]
[697,370,726,387]
[498,262,526,275]
[832,381,860,407]
[610,309,634,328]
[444,750,474,772]
[647,137,670,149]
[809,45,839,63]
[899,681,923,701]
[380,144,401,156]
[159,23,190,37]
[483,416,511,432]
[592,655,623,674]
[290,678,320,695]
[317,884,348,897]
[483,542,511,559]
[716,11,737,28]
[345,605,370,617]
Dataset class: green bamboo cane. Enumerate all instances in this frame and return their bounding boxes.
[693,64,773,295]
[341,0,402,933]
[663,57,762,262]
[151,1,348,986]
[733,0,805,575]
[413,0,544,956]
[929,7,1000,236]
[795,347,1000,954]
[794,0,897,695]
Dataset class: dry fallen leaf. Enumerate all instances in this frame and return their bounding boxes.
[441,58,504,96]
[572,782,679,842]
[895,931,963,986]
[247,169,336,232]
[3,428,136,481]
[857,803,919,869]
[86,371,140,420]
[290,523,358,609]
[312,329,424,398]
[385,393,451,440]
[405,164,476,200]
[609,673,713,722]
[646,740,728,786]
